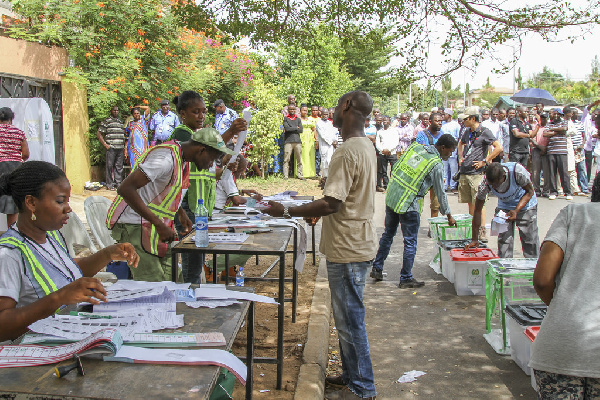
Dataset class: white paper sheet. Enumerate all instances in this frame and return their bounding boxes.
[104,346,247,384]
[490,210,509,236]
[185,299,240,309]
[194,287,278,304]
[29,315,150,341]
[94,288,176,313]
[208,232,249,243]
[127,332,226,347]
[107,280,190,292]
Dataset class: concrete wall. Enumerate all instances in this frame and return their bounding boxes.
[0,36,91,194]
[62,82,91,194]
[0,36,68,81]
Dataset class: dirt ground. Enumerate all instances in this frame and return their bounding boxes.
[230,252,319,399]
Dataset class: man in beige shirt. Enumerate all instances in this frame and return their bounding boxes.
[267,91,377,400]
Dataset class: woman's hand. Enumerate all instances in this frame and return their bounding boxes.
[54,278,107,305]
[105,243,140,269]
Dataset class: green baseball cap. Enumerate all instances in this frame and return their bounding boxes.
[191,127,236,155]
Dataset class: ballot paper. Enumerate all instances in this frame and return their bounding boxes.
[104,346,247,384]
[194,286,278,304]
[94,287,176,313]
[185,299,240,309]
[208,232,249,243]
[220,110,253,183]
[29,314,150,341]
[107,280,190,292]
[0,329,122,368]
[490,210,509,236]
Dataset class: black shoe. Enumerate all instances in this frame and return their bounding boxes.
[325,374,346,388]
[427,229,432,238]
[370,268,384,281]
[398,278,425,288]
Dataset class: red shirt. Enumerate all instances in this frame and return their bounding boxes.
[0,124,26,162]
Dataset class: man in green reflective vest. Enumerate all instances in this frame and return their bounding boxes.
[370,134,458,288]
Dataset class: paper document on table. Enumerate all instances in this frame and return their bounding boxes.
[0,329,122,368]
[185,299,240,308]
[126,332,226,347]
[29,314,150,341]
[104,346,247,384]
[490,210,509,236]
[94,287,176,313]
[107,280,190,292]
[194,286,278,304]
[208,232,249,243]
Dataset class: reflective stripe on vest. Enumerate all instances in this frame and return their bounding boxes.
[0,230,70,299]
[188,165,216,215]
[386,143,442,214]
[106,142,188,257]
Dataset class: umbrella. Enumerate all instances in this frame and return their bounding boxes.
[510,88,557,106]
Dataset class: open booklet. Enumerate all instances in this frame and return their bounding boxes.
[3,329,247,384]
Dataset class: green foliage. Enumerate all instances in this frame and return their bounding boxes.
[6,0,258,165]
[275,25,354,107]
[246,77,283,178]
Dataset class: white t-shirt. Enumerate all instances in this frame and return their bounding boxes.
[214,170,239,211]
[0,230,82,308]
[116,147,183,224]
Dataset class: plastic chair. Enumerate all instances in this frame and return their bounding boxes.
[59,211,98,255]
[84,196,116,249]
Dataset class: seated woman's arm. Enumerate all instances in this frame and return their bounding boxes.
[74,243,139,278]
[0,278,107,342]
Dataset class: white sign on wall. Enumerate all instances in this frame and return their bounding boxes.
[0,97,56,164]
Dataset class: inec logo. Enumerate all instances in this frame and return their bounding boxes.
[196,220,207,230]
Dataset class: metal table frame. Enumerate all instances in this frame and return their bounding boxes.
[171,226,293,390]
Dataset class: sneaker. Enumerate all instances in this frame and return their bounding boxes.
[326,386,375,400]
[578,192,589,196]
[370,268,384,281]
[325,375,346,388]
[548,195,557,200]
[376,186,385,193]
[398,278,425,288]
[478,226,488,243]
[566,195,573,200]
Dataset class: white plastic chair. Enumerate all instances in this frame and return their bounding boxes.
[59,211,98,255]
[84,196,116,249]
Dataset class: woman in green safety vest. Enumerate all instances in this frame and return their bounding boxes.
[0,161,139,342]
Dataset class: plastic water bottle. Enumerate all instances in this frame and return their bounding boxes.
[236,267,245,287]
[195,199,209,247]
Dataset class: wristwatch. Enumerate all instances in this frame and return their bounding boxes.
[283,206,291,219]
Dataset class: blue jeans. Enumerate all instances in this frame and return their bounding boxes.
[327,260,376,398]
[443,157,458,190]
[576,160,589,193]
[373,207,420,282]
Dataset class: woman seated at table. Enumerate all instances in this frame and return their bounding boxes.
[0,161,139,342]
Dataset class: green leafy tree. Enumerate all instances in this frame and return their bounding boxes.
[246,77,283,178]
[275,25,354,107]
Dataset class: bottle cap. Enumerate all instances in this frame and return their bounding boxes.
[198,199,204,205]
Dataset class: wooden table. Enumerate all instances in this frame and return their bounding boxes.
[171,226,292,390]
[0,300,254,399]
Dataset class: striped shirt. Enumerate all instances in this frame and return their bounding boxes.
[546,120,568,155]
[99,117,126,149]
[0,124,26,162]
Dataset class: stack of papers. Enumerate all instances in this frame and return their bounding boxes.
[0,329,122,368]
[194,285,278,304]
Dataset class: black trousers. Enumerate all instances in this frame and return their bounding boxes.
[531,148,550,196]
[547,153,571,195]
[377,154,397,188]
[105,146,124,189]
[585,150,594,181]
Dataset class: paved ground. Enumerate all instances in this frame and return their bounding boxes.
[361,191,587,399]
